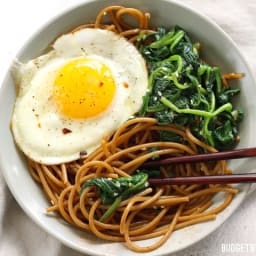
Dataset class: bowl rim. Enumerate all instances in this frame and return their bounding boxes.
[1,0,256,255]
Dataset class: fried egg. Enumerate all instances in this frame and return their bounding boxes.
[11,28,148,164]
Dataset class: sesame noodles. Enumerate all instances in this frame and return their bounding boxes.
[28,118,237,252]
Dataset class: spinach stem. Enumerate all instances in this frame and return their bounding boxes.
[161,97,212,117]
[99,196,122,222]
[202,92,216,146]
[170,31,185,52]
[158,55,183,73]
[213,67,222,94]
[161,97,232,118]
[171,73,190,89]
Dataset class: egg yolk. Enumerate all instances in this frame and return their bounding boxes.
[53,58,116,119]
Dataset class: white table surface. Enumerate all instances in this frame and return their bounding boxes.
[0,1,256,256]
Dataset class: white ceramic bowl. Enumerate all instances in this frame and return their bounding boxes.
[1,0,256,255]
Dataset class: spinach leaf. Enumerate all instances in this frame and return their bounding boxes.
[80,172,149,221]
[159,130,183,142]
[147,146,160,160]
[213,120,238,149]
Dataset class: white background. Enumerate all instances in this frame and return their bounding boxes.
[0,1,256,256]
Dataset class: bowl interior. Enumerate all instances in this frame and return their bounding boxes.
[1,0,256,255]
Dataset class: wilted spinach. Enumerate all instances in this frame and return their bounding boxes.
[80,172,149,222]
[137,26,243,150]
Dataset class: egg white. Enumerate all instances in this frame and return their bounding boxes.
[11,28,148,165]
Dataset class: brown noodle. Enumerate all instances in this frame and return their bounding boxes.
[27,6,239,253]
[28,118,238,252]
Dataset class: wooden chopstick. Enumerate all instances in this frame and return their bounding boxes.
[142,147,256,168]
[149,173,256,186]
